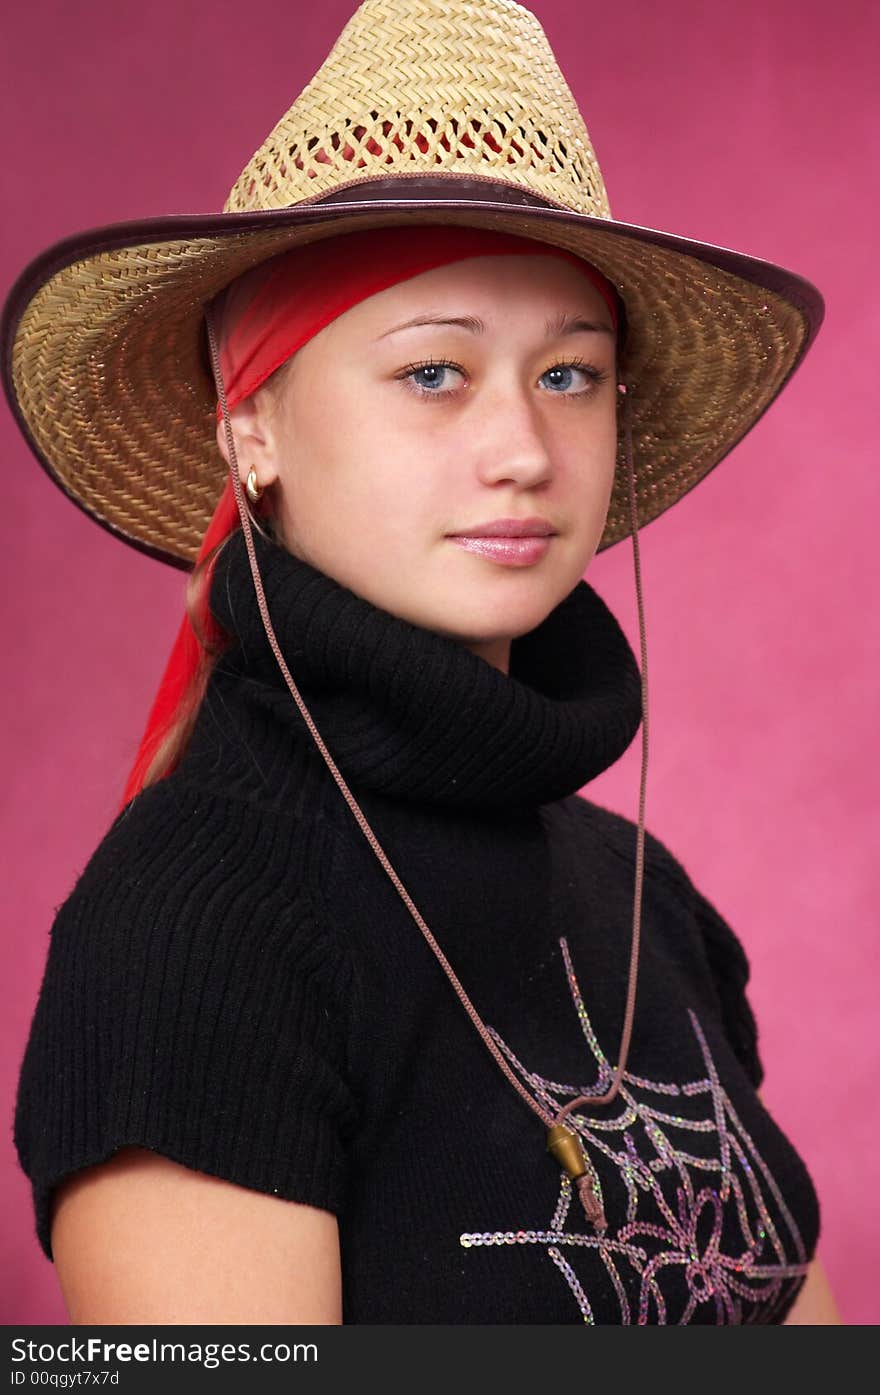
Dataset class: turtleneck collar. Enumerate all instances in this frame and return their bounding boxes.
[195,525,643,811]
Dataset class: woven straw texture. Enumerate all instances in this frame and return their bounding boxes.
[225,0,611,218]
[7,0,812,568]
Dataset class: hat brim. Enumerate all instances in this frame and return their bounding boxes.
[2,175,823,570]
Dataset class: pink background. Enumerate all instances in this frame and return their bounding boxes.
[2,0,876,1325]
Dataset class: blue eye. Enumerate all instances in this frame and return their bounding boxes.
[541,365,588,393]
[399,356,609,400]
[404,360,463,396]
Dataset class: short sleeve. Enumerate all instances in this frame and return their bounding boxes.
[14,834,360,1263]
[687,881,765,1091]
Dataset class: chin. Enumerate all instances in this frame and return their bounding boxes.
[430,588,562,646]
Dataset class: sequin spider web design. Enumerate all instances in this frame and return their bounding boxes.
[458,936,810,1324]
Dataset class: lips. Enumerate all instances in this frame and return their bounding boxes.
[446,533,554,567]
[444,517,558,567]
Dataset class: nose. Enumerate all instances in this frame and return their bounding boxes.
[473,379,555,491]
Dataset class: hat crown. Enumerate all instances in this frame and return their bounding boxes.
[223,0,612,219]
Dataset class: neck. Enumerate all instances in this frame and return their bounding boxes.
[461,635,511,674]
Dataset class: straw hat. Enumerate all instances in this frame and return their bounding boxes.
[1,0,823,571]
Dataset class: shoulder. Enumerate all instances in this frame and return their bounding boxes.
[550,793,696,891]
[556,794,764,1089]
[36,774,358,1037]
[68,775,323,905]
[26,772,357,1024]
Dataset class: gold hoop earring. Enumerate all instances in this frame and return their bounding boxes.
[245,467,264,503]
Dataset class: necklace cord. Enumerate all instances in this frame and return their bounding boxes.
[555,386,648,1122]
[204,303,648,1224]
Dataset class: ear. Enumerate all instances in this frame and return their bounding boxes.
[214,392,281,491]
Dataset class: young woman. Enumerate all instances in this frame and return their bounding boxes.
[4,0,840,1324]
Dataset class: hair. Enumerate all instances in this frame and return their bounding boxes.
[133,494,280,798]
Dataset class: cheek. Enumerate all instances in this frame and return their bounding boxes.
[279,432,431,542]
[560,415,618,492]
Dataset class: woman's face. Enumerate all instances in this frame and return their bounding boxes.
[219,254,619,673]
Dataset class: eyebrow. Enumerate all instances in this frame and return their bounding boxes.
[374,310,615,341]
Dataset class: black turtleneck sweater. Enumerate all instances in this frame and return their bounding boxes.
[14,527,820,1324]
